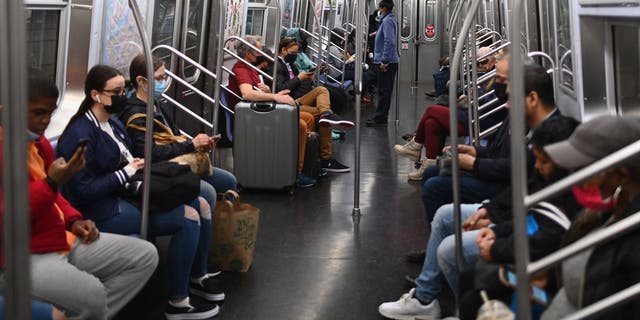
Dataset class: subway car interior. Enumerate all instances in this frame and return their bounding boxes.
[2,0,640,319]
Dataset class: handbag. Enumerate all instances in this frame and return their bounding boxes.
[208,190,260,272]
[125,161,201,212]
[126,113,213,178]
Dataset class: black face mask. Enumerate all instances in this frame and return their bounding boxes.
[493,82,508,103]
[104,94,128,114]
[284,53,298,65]
[252,56,265,67]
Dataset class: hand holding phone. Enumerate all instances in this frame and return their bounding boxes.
[308,67,316,73]
[211,134,222,144]
[75,138,88,151]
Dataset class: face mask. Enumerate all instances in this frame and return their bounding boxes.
[26,129,40,141]
[154,79,169,97]
[572,185,617,211]
[103,94,128,114]
[252,56,265,67]
[493,82,508,103]
[375,11,383,22]
[285,53,298,65]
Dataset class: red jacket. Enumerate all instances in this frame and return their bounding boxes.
[0,134,83,266]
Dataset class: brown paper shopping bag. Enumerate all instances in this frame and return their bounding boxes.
[209,190,260,272]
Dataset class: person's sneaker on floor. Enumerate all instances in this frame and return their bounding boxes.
[317,168,329,179]
[408,158,437,181]
[321,158,350,173]
[165,297,219,320]
[297,173,317,188]
[190,273,225,302]
[319,112,354,130]
[378,288,441,320]
[393,137,423,162]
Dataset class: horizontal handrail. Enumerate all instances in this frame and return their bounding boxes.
[528,210,640,275]
[476,30,502,44]
[152,44,218,83]
[563,281,640,320]
[479,122,502,139]
[161,93,215,127]
[478,103,505,120]
[525,140,640,207]
[165,69,233,114]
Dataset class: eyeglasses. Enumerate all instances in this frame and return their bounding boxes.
[477,59,489,66]
[142,74,168,82]
[102,88,126,96]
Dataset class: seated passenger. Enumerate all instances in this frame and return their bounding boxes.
[119,53,237,212]
[327,28,374,104]
[419,57,561,224]
[394,46,507,180]
[378,115,579,320]
[541,116,640,320]
[227,36,318,187]
[276,37,353,173]
[0,71,158,319]
[56,65,222,319]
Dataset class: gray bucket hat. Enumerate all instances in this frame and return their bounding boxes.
[544,115,640,170]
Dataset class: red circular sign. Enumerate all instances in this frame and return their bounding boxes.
[425,25,435,38]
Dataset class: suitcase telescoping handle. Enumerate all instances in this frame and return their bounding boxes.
[250,102,276,112]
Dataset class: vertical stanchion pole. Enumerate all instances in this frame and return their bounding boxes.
[212,1,226,137]
[447,1,483,316]
[129,0,155,239]
[509,0,531,318]
[1,0,31,318]
[272,0,282,85]
[352,0,364,216]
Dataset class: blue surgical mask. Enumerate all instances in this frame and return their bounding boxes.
[154,79,169,97]
[26,129,40,141]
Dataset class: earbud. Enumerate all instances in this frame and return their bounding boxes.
[96,96,102,104]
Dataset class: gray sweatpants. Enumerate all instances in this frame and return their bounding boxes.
[0,233,158,320]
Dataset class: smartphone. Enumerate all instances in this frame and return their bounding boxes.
[75,138,88,150]
[308,67,316,73]
[506,271,548,305]
[211,134,222,143]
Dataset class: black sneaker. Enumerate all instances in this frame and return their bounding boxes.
[321,159,350,173]
[319,112,354,130]
[165,301,219,320]
[190,274,225,302]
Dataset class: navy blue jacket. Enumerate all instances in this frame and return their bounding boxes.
[57,110,133,223]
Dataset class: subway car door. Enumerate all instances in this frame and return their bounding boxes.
[152,0,211,135]
[398,0,442,92]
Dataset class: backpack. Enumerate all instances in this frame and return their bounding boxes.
[433,65,450,97]
[302,133,321,179]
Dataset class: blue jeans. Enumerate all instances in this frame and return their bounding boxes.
[94,198,210,300]
[0,297,53,320]
[421,166,502,222]
[374,63,398,122]
[415,203,481,303]
[203,167,237,196]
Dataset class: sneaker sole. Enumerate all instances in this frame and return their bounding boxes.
[319,119,355,131]
[407,174,424,181]
[322,168,351,173]
[165,304,219,320]
[190,288,225,302]
[378,309,438,320]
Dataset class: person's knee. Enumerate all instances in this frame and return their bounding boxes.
[436,238,456,272]
[77,282,108,319]
[198,197,211,220]
[184,206,200,224]
[432,204,454,226]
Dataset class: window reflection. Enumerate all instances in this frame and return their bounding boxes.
[26,10,61,83]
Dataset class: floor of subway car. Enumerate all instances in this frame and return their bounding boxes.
[115,82,459,320]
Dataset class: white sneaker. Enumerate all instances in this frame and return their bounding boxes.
[408,159,437,181]
[394,138,423,162]
[378,288,441,320]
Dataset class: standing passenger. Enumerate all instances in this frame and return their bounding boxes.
[366,0,399,127]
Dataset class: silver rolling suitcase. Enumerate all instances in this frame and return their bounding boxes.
[233,102,298,193]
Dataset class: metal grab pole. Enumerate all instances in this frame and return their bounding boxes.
[1,0,31,318]
[508,0,531,318]
[448,0,483,278]
[212,1,226,136]
[352,0,365,216]
[129,0,155,239]
[271,0,282,86]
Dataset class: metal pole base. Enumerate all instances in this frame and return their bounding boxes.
[352,207,361,216]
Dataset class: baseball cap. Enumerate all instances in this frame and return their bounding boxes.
[544,115,640,169]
